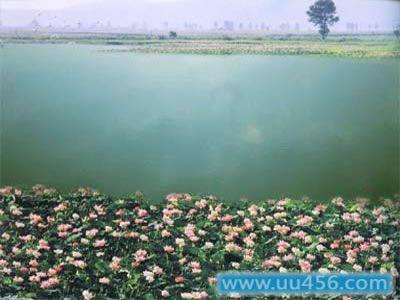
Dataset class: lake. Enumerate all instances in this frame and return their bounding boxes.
[0,44,398,201]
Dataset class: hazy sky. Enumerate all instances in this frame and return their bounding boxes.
[2,0,178,10]
[1,0,399,30]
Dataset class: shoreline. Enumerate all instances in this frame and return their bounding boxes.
[1,32,399,58]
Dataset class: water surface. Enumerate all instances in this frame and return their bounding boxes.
[1,44,399,201]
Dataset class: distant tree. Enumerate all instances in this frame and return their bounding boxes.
[394,26,400,39]
[222,35,234,41]
[169,31,177,39]
[307,0,339,40]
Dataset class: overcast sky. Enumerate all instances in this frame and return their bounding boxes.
[1,0,399,30]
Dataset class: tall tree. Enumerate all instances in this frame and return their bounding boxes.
[307,0,339,40]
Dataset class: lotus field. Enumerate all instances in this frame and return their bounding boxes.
[0,186,399,299]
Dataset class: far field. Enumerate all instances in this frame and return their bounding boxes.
[1,31,399,58]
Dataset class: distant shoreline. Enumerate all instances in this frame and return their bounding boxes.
[1,32,399,58]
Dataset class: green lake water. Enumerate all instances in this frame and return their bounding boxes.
[0,44,399,201]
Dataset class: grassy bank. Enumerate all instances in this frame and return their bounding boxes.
[0,186,399,299]
[112,38,400,58]
[1,31,399,58]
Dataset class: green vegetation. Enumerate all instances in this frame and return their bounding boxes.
[0,186,399,299]
[114,38,399,58]
[1,32,399,58]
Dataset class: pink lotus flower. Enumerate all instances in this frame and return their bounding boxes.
[262,256,281,268]
[82,290,95,300]
[176,238,185,247]
[29,260,39,268]
[115,209,125,216]
[353,264,362,272]
[153,266,163,275]
[0,260,9,267]
[162,230,171,238]
[190,262,201,273]
[306,254,316,261]
[72,252,82,259]
[312,204,327,215]
[296,215,313,226]
[330,256,341,265]
[39,239,51,251]
[85,229,98,239]
[0,268,11,275]
[72,260,87,269]
[381,244,390,254]
[47,268,58,276]
[283,254,294,261]
[166,194,179,204]
[15,221,25,228]
[181,291,208,299]
[138,209,148,217]
[40,278,59,289]
[243,237,255,248]
[10,206,23,216]
[342,212,361,223]
[99,277,110,285]
[273,225,290,235]
[277,240,290,253]
[299,259,311,272]
[134,249,148,262]
[179,258,187,265]
[360,242,370,251]
[57,224,72,232]
[54,203,67,212]
[94,239,106,248]
[110,258,121,271]
[290,231,307,240]
[164,245,175,253]
[372,207,384,215]
[58,232,68,238]
[242,218,254,230]
[13,276,24,283]
[376,215,387,223]
[225,243,241,252]
[330,240,340,249]
[119,221,130,229]
[221,214,233,222]
[184,224,199,242]
[273,212,287,219]
[225,232,238,242]
[194,200,207,209]
[368,256,378,264]
[29,275,41,283]
[0,187,13,195]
